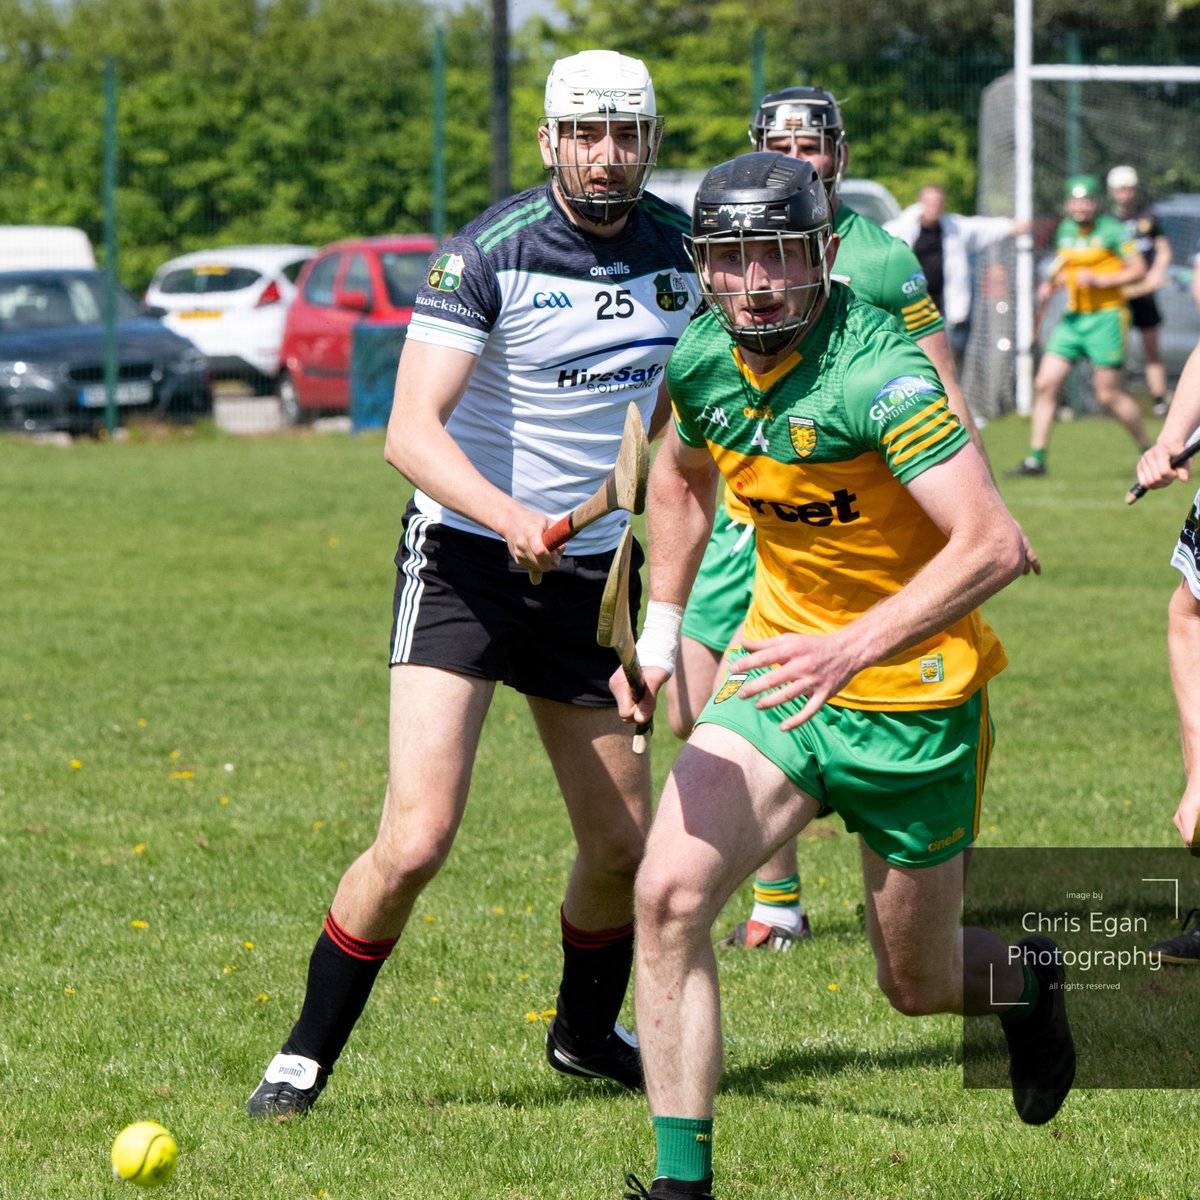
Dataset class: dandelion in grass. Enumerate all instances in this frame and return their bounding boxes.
[169,770,195,780]
[243,941,254,951]
[431,995,440,1004]
[131,920,149,930]
[223,965,237,974]
[23,712,33,721]
[219,796,229,807]
[168,750,180,761]
[257,993,269,1002]
[423,914,435,923]
[827,983,839,992]
[137,718,147,728]
[311,821,324,831]
[64,986,75,996]
[493,905,505,915]
[133,844,146,856]
[70,759,82,769]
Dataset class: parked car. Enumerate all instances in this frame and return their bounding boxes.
[0,269,211,434]
[144,244,314,393]
[277,234,436,423]
[648,169,902,226]
[0,225,96,270]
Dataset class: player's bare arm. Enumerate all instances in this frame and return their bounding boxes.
[918,328,1039,574]
[385,339,560,574]
[737,442,1024,731]
[1075,249,1147,292]
[1137,343,1200,490]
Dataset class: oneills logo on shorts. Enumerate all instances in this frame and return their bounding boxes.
[788,415,817,458]
[427,252,465,292]
[713,673,749,704]
[927,826,965,853]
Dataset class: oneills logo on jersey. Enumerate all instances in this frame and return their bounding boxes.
[654,271,690,312]
[788,415,817,458]
[427,253,466,293]
[869,375,942,422]
[713,673,749,704]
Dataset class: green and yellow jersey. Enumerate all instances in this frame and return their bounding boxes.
[720,203,944,524]
[1049,214,1137,313]
[668,284,1006,711]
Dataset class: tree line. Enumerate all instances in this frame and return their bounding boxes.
[1,0,1197,288]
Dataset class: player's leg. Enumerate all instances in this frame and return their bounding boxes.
[1139,323,1169,414]
[1009,351,1071,476]
[248,664,493,1116]
[1093,365,1149,450]
[667,635,723,739]
[667,516,755,739]
[632,722,822,1194]
[529,695,651,1089]
[847,691,1075,1125]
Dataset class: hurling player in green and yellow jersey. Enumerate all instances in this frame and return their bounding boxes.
[1008,173,1149,477]
[610,153,1074,1200]
[666,85,1037,954]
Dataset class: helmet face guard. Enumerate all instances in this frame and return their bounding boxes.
[542,50,663,226]
[542,111,664,226]
[688,153,833,358]
[749,87,847,197]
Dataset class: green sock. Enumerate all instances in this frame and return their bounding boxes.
[652,1116,713,1182]
[1030,448,1046,466]
[999,963,1040,1024]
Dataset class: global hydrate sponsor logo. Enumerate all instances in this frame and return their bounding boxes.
[533,291,572,309]
[415,295,486,323]
[900,270,927,297]
[869,374,942,422]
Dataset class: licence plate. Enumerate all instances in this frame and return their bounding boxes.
[178,310,222,319]
[79,381,154,408]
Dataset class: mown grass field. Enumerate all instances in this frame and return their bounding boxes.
[1,415,1196,1199]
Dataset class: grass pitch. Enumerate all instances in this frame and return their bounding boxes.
[0,415,1195,1199]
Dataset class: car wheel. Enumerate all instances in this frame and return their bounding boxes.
[277,370,306,426]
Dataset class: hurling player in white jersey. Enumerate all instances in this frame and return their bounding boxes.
[246,50,698,1118]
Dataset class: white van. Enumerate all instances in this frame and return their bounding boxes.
[0,225,97,271]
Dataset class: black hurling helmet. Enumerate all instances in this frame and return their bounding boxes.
[748,86,847,196]
[688,152,833,358]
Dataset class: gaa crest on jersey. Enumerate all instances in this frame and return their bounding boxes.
[919,653,945,684]
[788,415,817,459]
[713,673,749,704]
[427,253,466,292]
[654,271,690,312]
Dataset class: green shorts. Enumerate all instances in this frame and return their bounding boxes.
[695,667,994,868]
[680,518,756,652]
[1044,308,1128,368]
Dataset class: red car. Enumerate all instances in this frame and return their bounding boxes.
[277,234,436,423]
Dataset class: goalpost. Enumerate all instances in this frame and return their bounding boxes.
[962,0,1200,419]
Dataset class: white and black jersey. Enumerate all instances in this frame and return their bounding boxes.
[405,184,697,554]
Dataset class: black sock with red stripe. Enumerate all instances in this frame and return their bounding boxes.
[281,911,398,1069]
[554,907,635,1049]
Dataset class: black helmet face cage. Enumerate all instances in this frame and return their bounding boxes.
[544,112,664,226]
[690,227,832,358]
[751,97,846,195]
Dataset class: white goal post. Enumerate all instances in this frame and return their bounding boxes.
[1010,0,1200,414]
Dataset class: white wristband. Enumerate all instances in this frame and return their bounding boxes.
[635,600,685,676]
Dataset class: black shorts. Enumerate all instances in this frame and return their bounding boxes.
[389,505,642,706]
[1128,294,1161,330]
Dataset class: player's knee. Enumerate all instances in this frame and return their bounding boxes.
[581,823,645,882]
[634,859,710,935]
[876,967,952,1017]
[369,822,456,898]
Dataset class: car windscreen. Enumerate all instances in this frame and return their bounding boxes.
[0,276,140,331]
[380,252,430,308]
[156,266,262,294]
